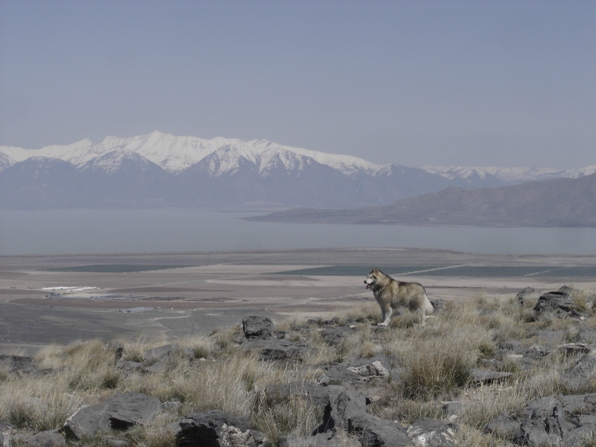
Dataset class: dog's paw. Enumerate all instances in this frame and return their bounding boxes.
[377,322,389,327]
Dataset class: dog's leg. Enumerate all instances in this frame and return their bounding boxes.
[378,305,392,326]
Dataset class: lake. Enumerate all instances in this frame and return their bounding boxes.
[1,209,595,256]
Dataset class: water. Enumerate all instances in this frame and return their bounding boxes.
[1,209,595,256]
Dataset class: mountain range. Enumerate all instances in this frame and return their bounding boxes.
[1,131,595,221]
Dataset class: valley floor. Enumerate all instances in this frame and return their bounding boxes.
[1,247,595,355]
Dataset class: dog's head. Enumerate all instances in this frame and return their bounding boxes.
[364,268,380,290]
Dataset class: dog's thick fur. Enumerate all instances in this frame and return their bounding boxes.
[364,268,434,326]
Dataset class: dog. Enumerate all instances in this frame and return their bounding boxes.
[364,268,434,326]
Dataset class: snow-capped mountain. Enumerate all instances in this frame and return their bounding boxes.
[0,130,385,176]
[0,131,593,210]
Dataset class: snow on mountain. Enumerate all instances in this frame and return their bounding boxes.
[563,164,596,178]
[420,165,569,184]
[1,131,593,184]
[0,130,386,176]
[79,150,162,175]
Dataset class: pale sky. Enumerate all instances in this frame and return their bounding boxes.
[1,0,595,169]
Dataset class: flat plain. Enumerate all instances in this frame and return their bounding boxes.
[1,247,595,355]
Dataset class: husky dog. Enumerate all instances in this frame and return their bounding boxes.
[364,268,434,326]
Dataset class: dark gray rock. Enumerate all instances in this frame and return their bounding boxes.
[564,351,596,392]
[316,390,412,447]
[243,339,308,361]
[319,364,366,385]
[116,359,144,373]
[319,327,351,346]
[10,430,67,447]
[62,402,111,439]
[176,410,268,447]
[471,368,512,385]
[558,343,592,356]
[243,316,275,340]
[62,392,162,439]
[485,393,596,446]
[533,286,588,320]
[407,417,456,447]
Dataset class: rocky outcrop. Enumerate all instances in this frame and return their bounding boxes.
[485,394,596,447]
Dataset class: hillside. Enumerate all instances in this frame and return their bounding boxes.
[252,172,596,227]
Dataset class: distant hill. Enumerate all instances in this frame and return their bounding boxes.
[251,173,596,227]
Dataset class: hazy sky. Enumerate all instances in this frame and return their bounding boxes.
[1,0,594,169]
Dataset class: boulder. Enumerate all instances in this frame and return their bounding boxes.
[176,410,268,447]
[316,390,412,447]
[485,393,596,446]
[533,286,588,320]
[242,316,275,340]
[62,392,162,439]
[10,430,67,447]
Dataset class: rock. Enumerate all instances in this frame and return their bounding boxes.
[116,359,144,373]
[564,351,596,392]
[176,410,268,447]
[346,360,390,380]
[485,393,596,446]
[407,417,456,447]
[316,390,412,447]
[533,286,588,320]
[470,368,512,385]
[62,392,162,439]
[242,316,275,340]
[319,364,364,385]
[11,430,67,447]
[243,339,308,361]
[558,343,592,356]
[319,327,351,346]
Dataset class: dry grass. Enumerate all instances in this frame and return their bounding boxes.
[2,288,595,446]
